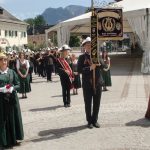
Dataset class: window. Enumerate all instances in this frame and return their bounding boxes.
[9,30,11,37]
[21,32,26,38]
[15,31,17,37]
[5,30,8,37]
[24,32,26,37]
[21,32,23,38]
[12,31,14,37]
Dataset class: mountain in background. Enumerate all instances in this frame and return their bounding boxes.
[42,5,88,25]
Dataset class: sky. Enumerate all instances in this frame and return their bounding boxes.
[0,0,114,20]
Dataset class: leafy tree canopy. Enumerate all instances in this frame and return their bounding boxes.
[34,15,46,26]
[69,36,80,47]
[24,15,46,26]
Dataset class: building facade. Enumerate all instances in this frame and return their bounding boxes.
[0,7,28,50]
[28,34,46,47]
[27,25,53,48]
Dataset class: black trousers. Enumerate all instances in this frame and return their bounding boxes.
[83,85,102,124]
[62,87,70,105]
[60,77,71,105]
[46,65,53,81]
[33,63,37,74]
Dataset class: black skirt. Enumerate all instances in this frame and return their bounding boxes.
[73,74,81,89]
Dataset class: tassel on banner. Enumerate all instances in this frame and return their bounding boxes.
[145,95,150,120]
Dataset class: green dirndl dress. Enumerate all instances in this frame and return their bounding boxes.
[18,61,31,93]
[0,69,24,147]
[102,59,112,87]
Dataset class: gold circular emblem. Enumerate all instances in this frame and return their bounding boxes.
[102,17,115,32]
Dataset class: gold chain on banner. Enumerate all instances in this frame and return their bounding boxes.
[91,8,99,64]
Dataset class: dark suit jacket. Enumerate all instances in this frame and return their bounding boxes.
[56,58,72,88]
[77,53,107,88]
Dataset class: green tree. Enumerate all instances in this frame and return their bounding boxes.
[27,43,34,51]
[69,36,80,47]
[24,15,46,26]
[24,18,34,26]
[36,43,46,50]
[34,15,46,26]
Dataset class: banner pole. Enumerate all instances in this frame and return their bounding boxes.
[91,4,97,95]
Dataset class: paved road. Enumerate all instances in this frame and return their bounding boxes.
[5,54,150,150]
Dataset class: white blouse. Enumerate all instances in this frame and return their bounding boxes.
[0,67,9,74]
[16,59,30,70]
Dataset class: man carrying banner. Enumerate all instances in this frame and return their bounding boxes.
[77,37,108,129]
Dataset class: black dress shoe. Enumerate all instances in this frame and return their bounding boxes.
[64,104,67,108]
[93,122,100,128]
[14,141,21,146]
[103,88,108,91]
[67,104,71,107]
[87,123,93,129]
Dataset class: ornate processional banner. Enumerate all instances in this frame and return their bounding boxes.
[91,8,123,63]
[97,8,123,40]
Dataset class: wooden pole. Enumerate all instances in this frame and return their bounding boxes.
[91,5,97,95]
[93,67,96,94]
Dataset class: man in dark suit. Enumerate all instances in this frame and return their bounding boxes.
[56,45,74,107]
[77,37,108,129]
[45,50,54,82]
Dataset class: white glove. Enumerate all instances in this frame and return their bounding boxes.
[5,85,14,93]
[0,85,14,93]
[7,86,14,93]
[0,86,6,93]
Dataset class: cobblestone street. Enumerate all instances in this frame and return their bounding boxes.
[6,54,150,150]
[1,0,150,149]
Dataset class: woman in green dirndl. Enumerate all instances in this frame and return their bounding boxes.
[101,50,112,91]
[0,52,24,148]
[16,52,31,98]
